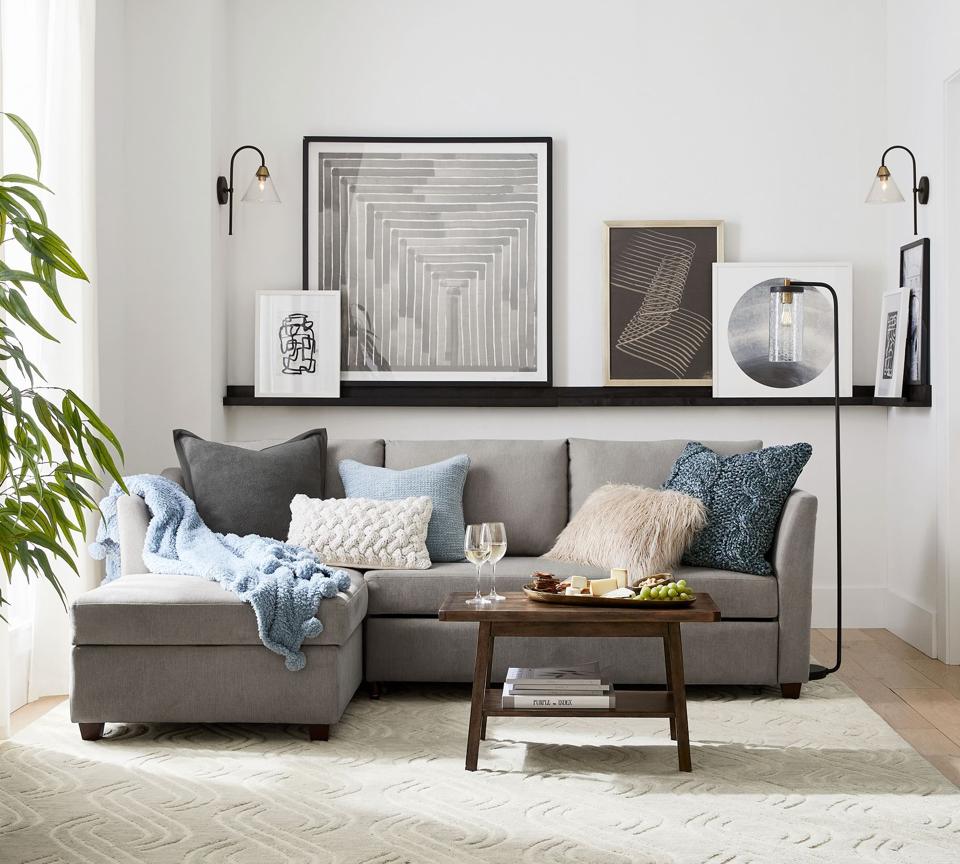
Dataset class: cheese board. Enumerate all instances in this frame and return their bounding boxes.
[522,584,697,608]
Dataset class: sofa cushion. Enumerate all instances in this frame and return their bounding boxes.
[385,440,567,556]
[664,441,813,576]
[173,429,327,540]
[339,455,469,562]
[71,570,367,647]
[363,558,776,618]
[568,439,763,516]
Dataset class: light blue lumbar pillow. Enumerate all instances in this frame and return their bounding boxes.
[339,454,470,563]
[662,441,812,576]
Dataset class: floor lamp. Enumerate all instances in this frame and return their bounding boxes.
[769,278,841,680]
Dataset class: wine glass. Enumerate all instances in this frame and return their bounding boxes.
[464,524,491,606]
[482,522,507,602]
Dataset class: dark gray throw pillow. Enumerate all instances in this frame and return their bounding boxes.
[173,429,327,540]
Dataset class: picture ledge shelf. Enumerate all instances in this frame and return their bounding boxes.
[223,384,931,409]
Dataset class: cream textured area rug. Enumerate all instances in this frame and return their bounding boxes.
[1,679,957,864]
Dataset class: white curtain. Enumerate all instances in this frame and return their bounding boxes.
[0,0,97,736]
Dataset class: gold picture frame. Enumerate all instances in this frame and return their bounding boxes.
[603,220,724,386]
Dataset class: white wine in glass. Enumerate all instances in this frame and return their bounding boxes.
[464,524,491,606]
[482,522,507,602]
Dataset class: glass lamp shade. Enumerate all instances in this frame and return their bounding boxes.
[769,288,804,363]
[241,169,280,204]
[865,167,905,204]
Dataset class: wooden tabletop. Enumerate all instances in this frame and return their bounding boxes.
[438,591,720,623]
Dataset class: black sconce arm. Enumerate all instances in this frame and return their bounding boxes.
[217,145,267,235]
[880,145,930,235]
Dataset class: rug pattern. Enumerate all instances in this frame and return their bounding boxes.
[1,679,958,863]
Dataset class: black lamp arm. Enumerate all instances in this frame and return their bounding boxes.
[880,144,928,235]
[217,145,266,236]
[785,280,842,679]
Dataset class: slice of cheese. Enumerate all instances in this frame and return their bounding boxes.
[569,575,589,591]
[589,577,620,597]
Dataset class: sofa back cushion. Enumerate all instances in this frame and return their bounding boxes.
[568,439,763,517]
[385,439,568,556]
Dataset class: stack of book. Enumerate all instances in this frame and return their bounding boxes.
[501,661,615,709]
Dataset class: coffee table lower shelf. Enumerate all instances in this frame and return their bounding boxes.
[483,689,673,718]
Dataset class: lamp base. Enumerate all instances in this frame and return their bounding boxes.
[809,663,830,681]
[216,175,229,205]
[918,175,930,205]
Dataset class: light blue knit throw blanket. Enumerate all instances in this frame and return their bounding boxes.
[89,474,351,671]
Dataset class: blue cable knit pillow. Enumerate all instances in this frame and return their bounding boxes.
[339,455,470,563]
[662,442,812,576]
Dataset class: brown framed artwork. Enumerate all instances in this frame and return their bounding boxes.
[603,220,724,386]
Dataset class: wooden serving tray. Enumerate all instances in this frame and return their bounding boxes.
[523,584,696,608]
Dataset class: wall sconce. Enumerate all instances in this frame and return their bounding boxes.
[865,144,929,236]
[216,145,280,235]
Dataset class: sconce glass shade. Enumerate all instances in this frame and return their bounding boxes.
[241,169,280,204]
[769,287,804,363]
[865,167,905,204]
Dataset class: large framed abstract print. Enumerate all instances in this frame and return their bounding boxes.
[900,237,930,386]
[303,137,551,384]
[603,220,723,386]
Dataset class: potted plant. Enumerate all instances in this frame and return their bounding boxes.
[0,113,125,612]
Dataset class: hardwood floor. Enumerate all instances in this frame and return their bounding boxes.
[811,628,960,787]
[6,630,960,788]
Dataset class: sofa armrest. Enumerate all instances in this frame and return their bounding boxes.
[770,488,819,684]
[116,495,149,576]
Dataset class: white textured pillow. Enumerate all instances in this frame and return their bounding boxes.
[288,495,433,570]
[544,484,706,585]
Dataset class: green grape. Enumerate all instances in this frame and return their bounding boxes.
[667,587,678,598]
[677,579,688,591]
[667,582,677,591]
[679,592,690,600]
[639,586,652,600]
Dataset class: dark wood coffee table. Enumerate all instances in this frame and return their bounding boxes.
[438,591,721,772]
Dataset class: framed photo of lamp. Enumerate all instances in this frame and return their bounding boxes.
[303,136,552,385]
[603,220,723,386]
[900,238,930,386]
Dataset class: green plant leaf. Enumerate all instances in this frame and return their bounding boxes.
[0,174,52,191]
[3,114,42,178]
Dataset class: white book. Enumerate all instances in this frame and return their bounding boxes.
[501,682,615,710]
[505,662,603,687]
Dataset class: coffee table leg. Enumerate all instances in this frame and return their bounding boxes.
[666,622,691,772]
[466,621,494,771]
[662,630,677,741]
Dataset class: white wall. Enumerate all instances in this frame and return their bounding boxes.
[97,0,898,628]
[883,1,960,658]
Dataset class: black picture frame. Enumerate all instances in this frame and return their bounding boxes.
[302,136,552,387]
[899,237,930,386]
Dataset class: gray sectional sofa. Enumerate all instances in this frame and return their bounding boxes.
[70,438,818,741]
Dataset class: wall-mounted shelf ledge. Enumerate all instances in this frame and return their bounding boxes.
[223,384,931,409]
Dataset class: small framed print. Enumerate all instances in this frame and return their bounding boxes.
[255,290,341,398]
[603,220,723,386]
[900,238,930,386]
[874,288,910,399]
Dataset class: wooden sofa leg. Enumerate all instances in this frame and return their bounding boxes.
[79,723,104,741]
[307,724,329,741]
[780,683,802,699]
[369,681,382,700]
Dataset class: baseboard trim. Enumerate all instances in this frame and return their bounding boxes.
[886,590,937,657]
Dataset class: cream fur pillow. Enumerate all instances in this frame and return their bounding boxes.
[545,484,706,585]
[288,495,433,570]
